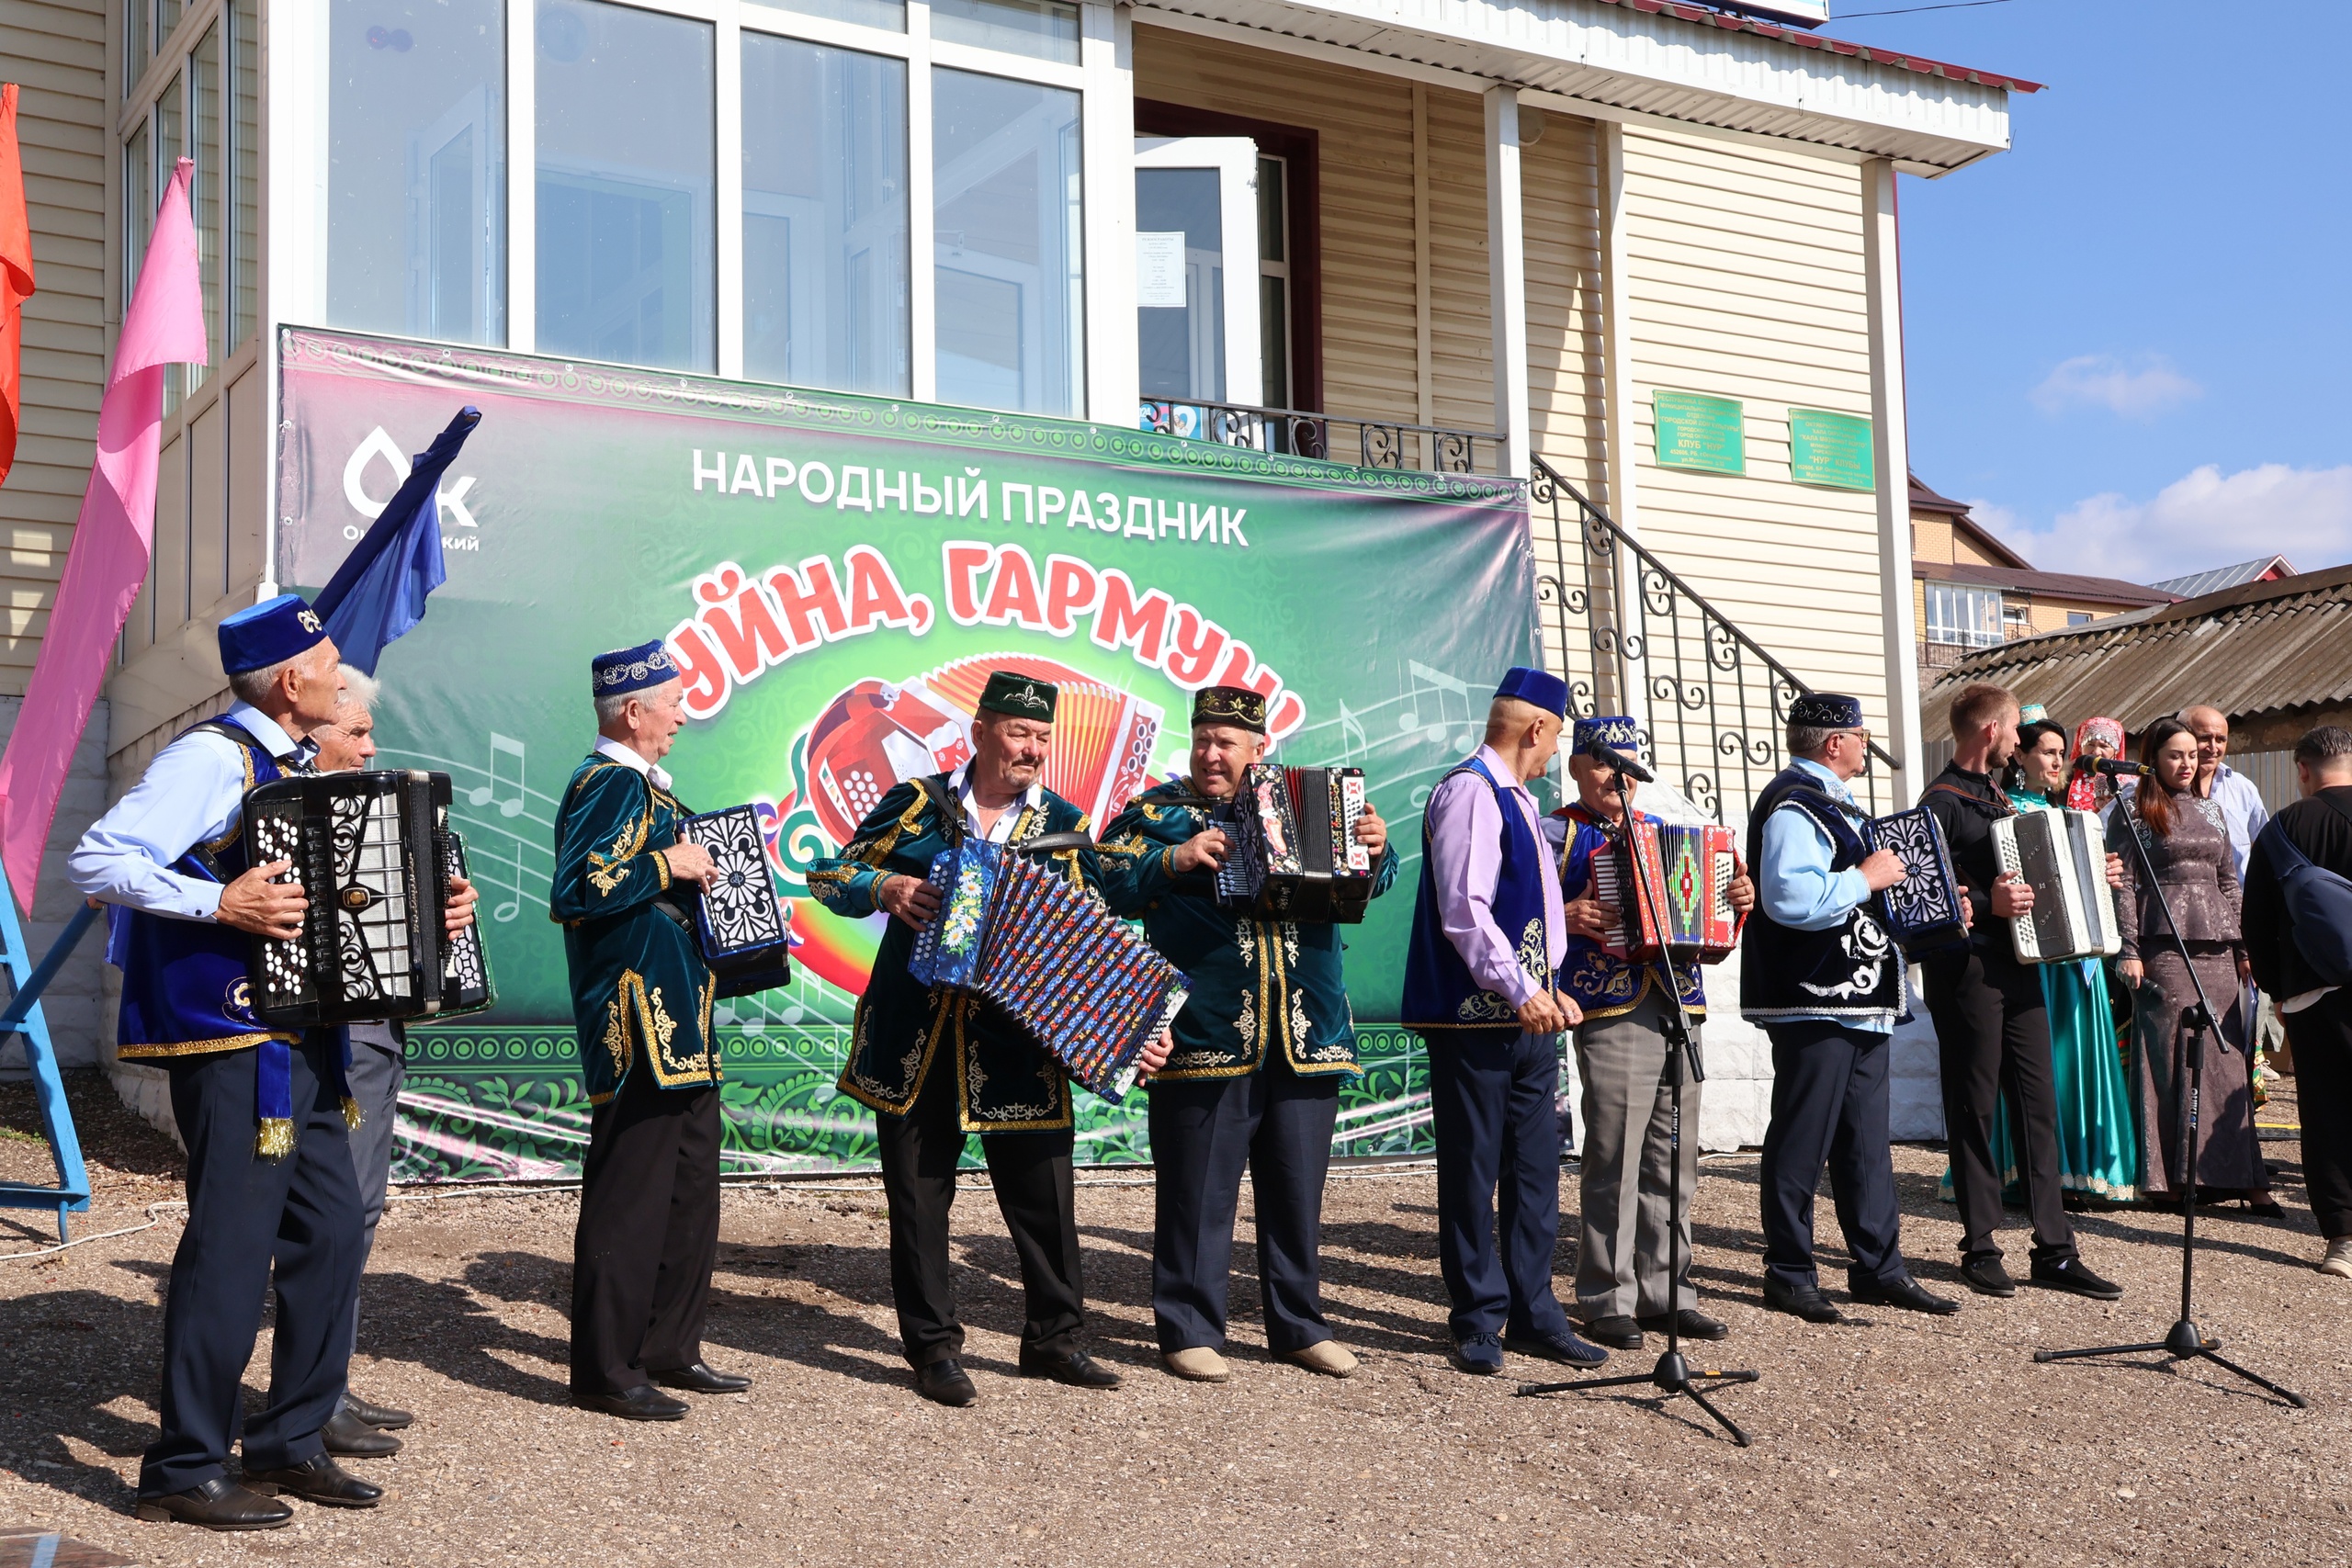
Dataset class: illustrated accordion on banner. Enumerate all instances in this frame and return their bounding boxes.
[907,840,1188,1102]
[1584,820,1742,964]
[243,772,494,1027]
[674,805,795,999]
[1992,807,2120,964]
[1860,805,1969,955]
[1212,764,1374,924]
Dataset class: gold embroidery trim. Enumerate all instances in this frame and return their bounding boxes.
[119,1030,301,1060]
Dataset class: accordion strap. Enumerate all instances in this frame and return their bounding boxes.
[1016,830,1093,857]
[1923,780,2015,819]
[916,773,964,850]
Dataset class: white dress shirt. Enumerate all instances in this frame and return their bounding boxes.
[947,759,1043,843]
[594,733,673,793]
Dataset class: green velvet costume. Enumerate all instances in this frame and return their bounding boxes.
[1097,777,1399,1080]
[550,754,720,1104]
[809,777,1100,1132]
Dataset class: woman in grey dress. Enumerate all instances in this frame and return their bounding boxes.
[2109,717,2275,1210]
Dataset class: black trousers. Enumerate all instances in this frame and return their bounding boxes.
[569,1068,721,1396]
[1427,1031,1571,1341]
[141,1038,362,1498]
[1148,1059,1340,1356]
[1758,1021,1908,1293]
[1923,944,2076,1263]
[876,1060,1085,1368]
[2290,989,2352,1239]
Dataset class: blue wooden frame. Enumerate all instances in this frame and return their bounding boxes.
[0,869,97,1243]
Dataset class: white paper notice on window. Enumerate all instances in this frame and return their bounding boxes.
[1136,231,1187,308]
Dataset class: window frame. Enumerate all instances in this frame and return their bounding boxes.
[1924,581,2003,649]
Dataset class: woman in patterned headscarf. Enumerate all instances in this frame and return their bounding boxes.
[2068,716,2128,818]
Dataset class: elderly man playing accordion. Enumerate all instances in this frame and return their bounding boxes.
[1098,685,1398,1384]
[809,671,1170,1407]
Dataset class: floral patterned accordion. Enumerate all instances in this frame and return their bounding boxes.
[907,840,1189,1102]
[242,772,493,1027]
[1587,821,1741,964]
[676,806,795,999]
[1212,764,1374,923]
[1991,807,2120,964]
[1861,806,1969,955]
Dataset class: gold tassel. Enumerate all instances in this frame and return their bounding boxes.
[255,1118,296,1159]
[343,1096,364,1131]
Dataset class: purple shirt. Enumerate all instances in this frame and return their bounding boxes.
[1424,744,1567,1008]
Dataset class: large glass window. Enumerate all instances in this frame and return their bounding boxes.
[126,0,150,96]
[1925,583,2003,649]
[230,0,258,348]
[536,0,716,372]
[1135,166,1222,402]
[933,69,1084,416]
[191,21,220,389]
[930,0,1077,65]
[763,0,906,32]
[741,34,910,396]
[327,0,508,345]
[123,122,152,314]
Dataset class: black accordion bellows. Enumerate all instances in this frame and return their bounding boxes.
[243,771,494,1027]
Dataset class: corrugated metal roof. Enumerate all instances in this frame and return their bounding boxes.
[1922,562,2352,730]
[2148,555,2294,599]
[1914,559,2177,608]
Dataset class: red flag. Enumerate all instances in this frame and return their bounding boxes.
[0,83,36,489]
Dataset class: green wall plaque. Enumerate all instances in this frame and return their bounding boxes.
[1650,390,1745,475]
[1789,408,1875,491]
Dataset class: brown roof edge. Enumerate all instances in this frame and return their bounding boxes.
[1908,473,2031,569]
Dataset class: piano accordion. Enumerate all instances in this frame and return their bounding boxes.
[1584,820,1741,964]
[675,806,795,999]
[243,772,493,1027]
[908,840,1188,1103]
[1991,807,2120,964]
[1212,764,1374,923]
[1860,805,1969,955]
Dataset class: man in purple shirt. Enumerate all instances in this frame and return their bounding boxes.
[1403,667,1607,1375]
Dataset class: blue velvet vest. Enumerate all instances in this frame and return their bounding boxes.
[1738,763,1905,1022]
[1402,756,1553,1043]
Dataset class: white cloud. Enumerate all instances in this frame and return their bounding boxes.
[2030,354,2202,420]
[1976,463,2352,582]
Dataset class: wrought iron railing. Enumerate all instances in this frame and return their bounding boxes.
[1137,398,1498,475]
[1529,457,1902,826]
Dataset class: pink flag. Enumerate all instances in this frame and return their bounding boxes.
[0,158,206,911]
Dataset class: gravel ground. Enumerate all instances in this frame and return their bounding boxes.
[3,1071,2347,1567]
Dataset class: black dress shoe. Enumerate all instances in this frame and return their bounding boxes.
[571,1384,690,1422]
[916,1359,978,1407]
[1960,1254,2018,1297]
[1851,1275,1961,1316]
[652,1361,752,1394]
[322,1403,403,1457]
[1581,1314,1646,1350]
[1501,1326,1610,1367]
[242,1454,384,1509]
[344,1391,413,1430]
[133,1476,294,1530]
[1761,1279,1844,1325]
[1018,1348,1123,1388]
[1639,1308,1730,1341]
[2030,1256,2124,1300]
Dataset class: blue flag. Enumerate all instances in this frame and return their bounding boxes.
[312,406,481,674]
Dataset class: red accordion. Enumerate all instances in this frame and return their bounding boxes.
[1587,820,1741,965]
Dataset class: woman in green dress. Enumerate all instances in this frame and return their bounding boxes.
[1941,715,2141,1206]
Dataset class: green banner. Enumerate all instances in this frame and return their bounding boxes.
[277,329,1536,1178]
[1650,390,1746,476]
[1788,408,1875,491]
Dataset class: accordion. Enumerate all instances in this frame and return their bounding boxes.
[1992,807,2120,964]
[1860,805,1968,955]
[243,772,494,1027]
[908,840,1189,1102]
[1584,820,1740,964]
[1212,764,1374,923]
[674,806,794,1000]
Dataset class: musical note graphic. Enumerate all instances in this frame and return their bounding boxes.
[489,840,525,924]
[1336,701,1369,765]
[464,732,528,818]
[1400,661,1476,753]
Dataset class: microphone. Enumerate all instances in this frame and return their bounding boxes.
[2093,759,2147,778]
[1581,738,1655,784]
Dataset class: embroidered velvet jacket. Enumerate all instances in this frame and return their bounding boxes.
[1097,777,1400,1080]
[808,777,1100,1132]
[550,755,718,1104]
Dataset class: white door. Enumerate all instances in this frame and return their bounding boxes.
[1134,137,1261,433]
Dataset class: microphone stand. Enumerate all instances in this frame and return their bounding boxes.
[1518,764,1760,1445]
[2030,781,2303,1407]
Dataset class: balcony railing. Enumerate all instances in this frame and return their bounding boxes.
[1137,398,1500,475]
[1530,457,1902,825]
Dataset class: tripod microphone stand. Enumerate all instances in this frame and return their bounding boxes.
[1519,758,1759,1445]
[2030,778,2304,1407]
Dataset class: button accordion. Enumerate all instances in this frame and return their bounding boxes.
[675,805,795,999]
[1212,763,1374,923]
[1585,819,1741,964]
[1860,805,1969,955]
[907,840,1188,1102]
[243,772,493,1027]
[1991,807,2120,964]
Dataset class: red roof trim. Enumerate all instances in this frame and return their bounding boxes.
[1593,0,2045,94]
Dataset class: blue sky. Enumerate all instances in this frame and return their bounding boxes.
[1831,0,2352,583]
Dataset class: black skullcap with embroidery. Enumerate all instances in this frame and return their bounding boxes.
[977,670,1057,721]
[1191,685,1268,735]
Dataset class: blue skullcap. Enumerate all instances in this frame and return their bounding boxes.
[1789,693,1865,729]
[592,639,680,697]
[1494,666,1568,719]
[218,593,329,675]
[1572,715,1639,752]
